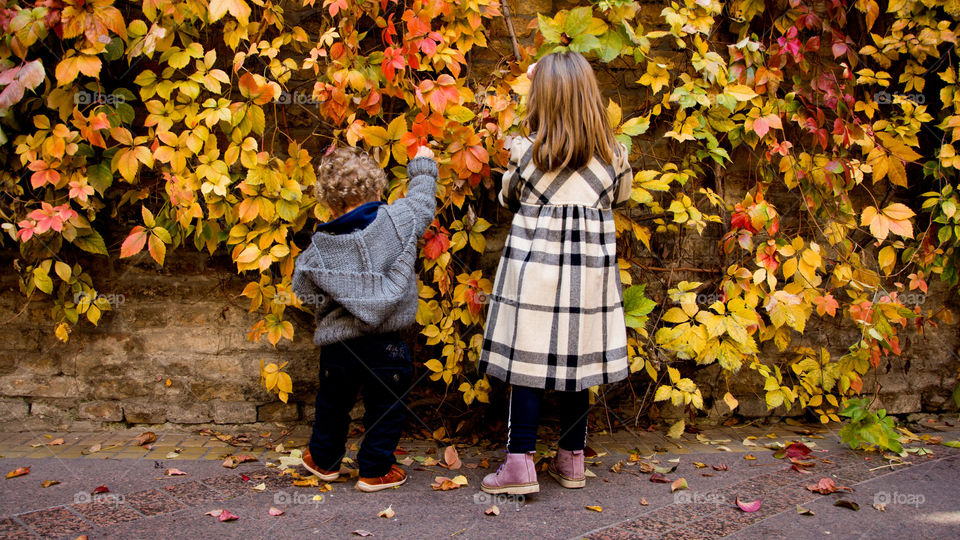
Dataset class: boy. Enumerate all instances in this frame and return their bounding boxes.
[292,144,438,492]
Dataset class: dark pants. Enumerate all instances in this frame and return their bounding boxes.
[309,333,413,478]
[506,384,590,453]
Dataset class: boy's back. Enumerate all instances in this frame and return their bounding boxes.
[292,154,438,345]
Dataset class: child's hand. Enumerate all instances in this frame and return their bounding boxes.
[415,145,434,160]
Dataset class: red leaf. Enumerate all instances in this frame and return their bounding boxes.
[119,226,148,258]
[736,497,762,512]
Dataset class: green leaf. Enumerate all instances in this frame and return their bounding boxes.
[564,6,593,37]
[537,14,562,43]
[87,163,113,194]
[33,268,53,294]
[72,229,108,255]
[597,31,623,63]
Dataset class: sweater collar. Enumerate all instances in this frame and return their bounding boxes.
[314,201,384,235]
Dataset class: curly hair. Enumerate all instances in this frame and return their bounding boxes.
[314,146,388,216]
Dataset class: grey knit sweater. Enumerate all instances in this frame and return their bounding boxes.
[291,156,439,345]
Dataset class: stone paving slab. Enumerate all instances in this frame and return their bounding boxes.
[0,427,958,539]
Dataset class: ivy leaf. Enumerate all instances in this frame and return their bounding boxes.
[209,0,251,23]
[563,6,593,37]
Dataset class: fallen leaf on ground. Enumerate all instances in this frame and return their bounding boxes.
[693,462,707,469]
[293,476,319,487]
[712,464,728,471]
[796,505,814,516]
[649,473,670,483]
[585,505,602,512]
[269,507,284,516]
[251,483,266,491]
[81,444,101,455]
[654,464,677,474]
[671,478,688,492]
[353,530,373,537]
[422,457,440,467]
[41,480,59,487]
[165,468,187,476]
[6,467,29,479]
[636,461,654,474]
[784,442,812,460]
[584,469,597,478]
[398,457,414,466]
[736,497,762,512]
[479,458,490,468]
[222,454,257,469]
[834,500,859,511]
[431,476,460,491]
[47,438,64,446]
[451,475,469,486]
[873,502,886,512]
[378,505,395,518]
[484,505,500,516]
[806,478,852,495]
[610,460,624,473]
[742,438,758,447]
[744,454,757,460]
[640,497,648,506]
[716,446,733,452]
[135,432,157,446]
[241,473,250,481]
[92,485,109,494]
[442,446,462,470]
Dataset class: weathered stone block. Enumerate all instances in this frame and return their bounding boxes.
[258,401,300,422]
[78,401,123,422]
[876,392,922,415]
[0,398,29,421]
[123,399,167,424]
[211,401,258,424]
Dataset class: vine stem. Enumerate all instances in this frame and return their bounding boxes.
[500,1,522,61]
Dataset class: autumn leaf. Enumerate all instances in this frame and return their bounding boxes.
[6,467,30,479]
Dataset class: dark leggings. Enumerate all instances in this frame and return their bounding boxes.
[506,385,590,453]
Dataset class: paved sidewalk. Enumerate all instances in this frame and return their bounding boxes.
[0,423,958,539]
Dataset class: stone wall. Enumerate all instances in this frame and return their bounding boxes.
[1,0,958,430]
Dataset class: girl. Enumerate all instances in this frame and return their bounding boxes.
[480,51,633,495]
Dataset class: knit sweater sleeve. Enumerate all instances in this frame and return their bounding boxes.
[387,155,438,238]
[291,241,327,308]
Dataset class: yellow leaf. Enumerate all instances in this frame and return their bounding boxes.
[878,245,896,275]
[585,506,603,513]
[723,392,739,411]
[667,419,685,439]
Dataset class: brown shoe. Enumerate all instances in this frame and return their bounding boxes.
[302,448,340,481]
[356,464,407,492]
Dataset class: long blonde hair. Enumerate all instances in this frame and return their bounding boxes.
[522,51,618,172]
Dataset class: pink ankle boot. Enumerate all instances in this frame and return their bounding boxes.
[480,452,539,495]
[548,448,585,488]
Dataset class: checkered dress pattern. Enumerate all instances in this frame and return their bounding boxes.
[479,137,633,391]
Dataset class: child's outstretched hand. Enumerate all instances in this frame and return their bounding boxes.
[415,145,434,160]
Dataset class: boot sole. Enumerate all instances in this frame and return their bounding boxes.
[302,461,340,482]
[480,482,540,495]
[355,475,407,492]
[548,469,586,489]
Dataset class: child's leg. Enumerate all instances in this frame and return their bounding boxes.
[309,341,361,471]
[556,389,590,451]
[357,337,413,478]
[507,385,544,453]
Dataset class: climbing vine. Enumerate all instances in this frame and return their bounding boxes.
[1,0,958,434]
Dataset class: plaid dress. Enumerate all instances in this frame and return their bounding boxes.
[479,136,633,391]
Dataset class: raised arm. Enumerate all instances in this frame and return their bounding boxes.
[389,147,439,237]
[612,144,633,208]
